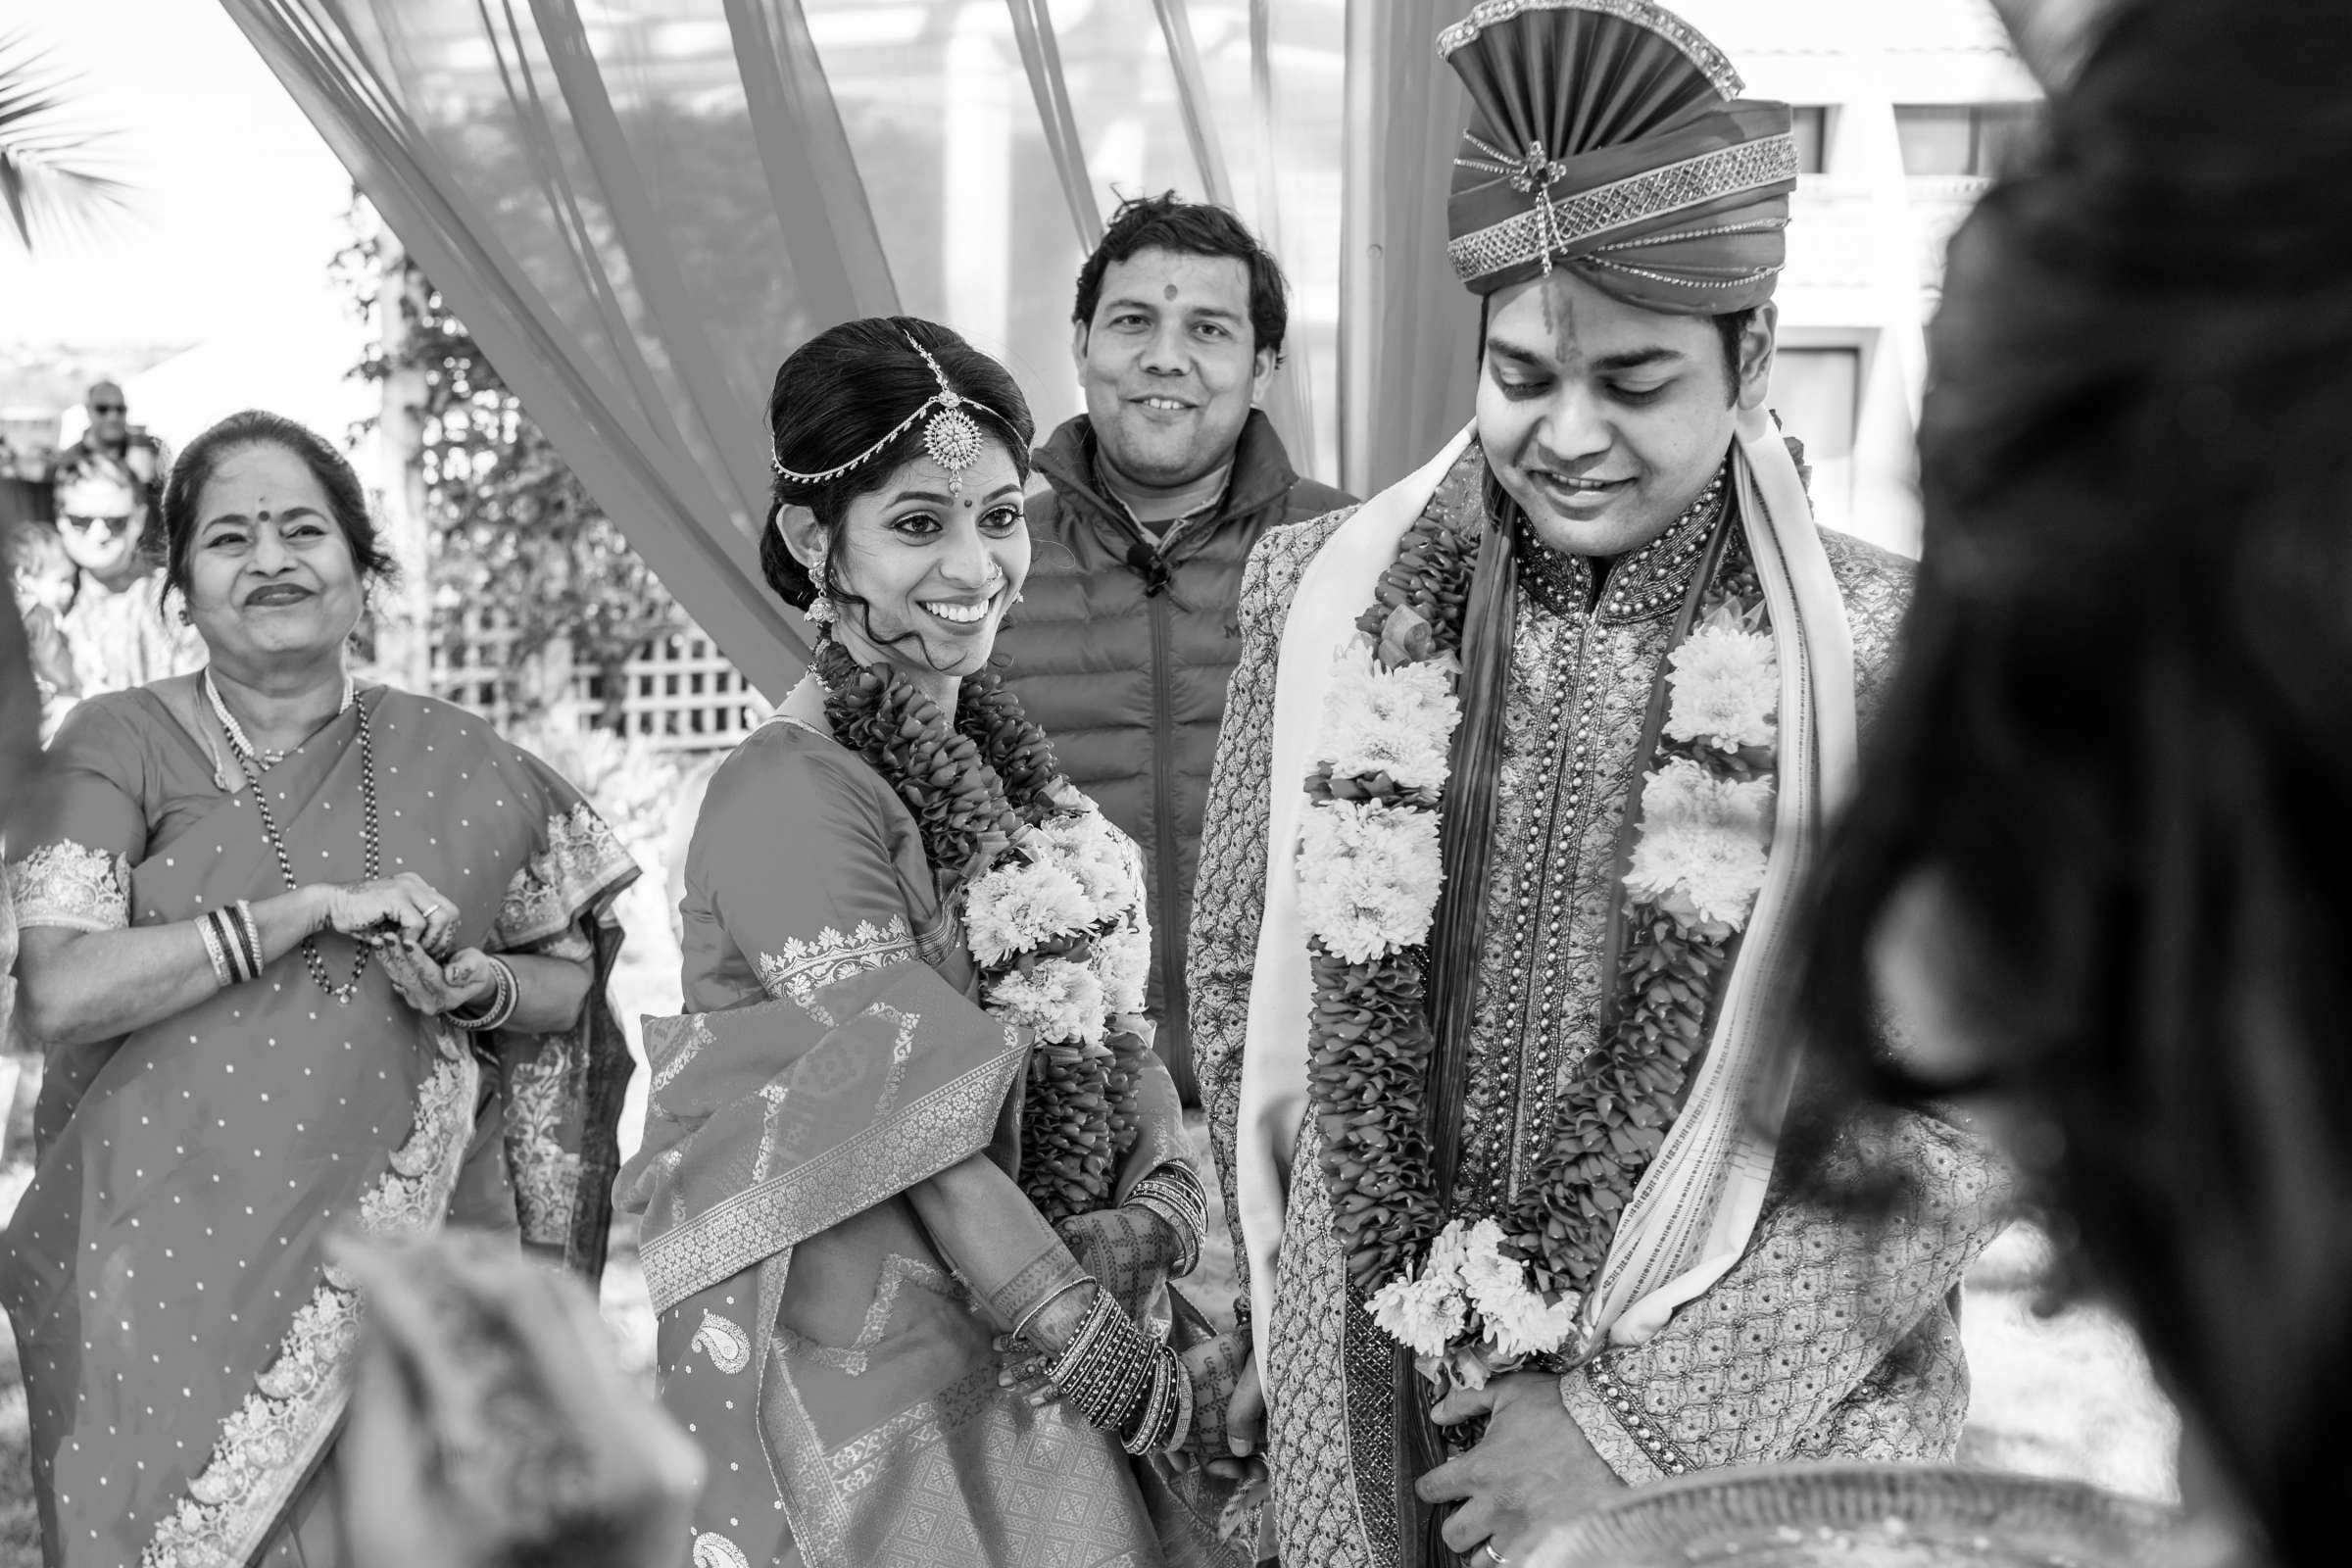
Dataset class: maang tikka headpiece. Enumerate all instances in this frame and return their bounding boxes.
[771,330,1004,494]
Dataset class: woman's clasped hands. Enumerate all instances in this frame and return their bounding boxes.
[315,872,499,1017]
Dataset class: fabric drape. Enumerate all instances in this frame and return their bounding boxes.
[1338,0,1483,498]
[220,1,1358,690]
[220,0,872,702]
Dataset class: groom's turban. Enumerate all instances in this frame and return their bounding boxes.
[1442,0,1799,314]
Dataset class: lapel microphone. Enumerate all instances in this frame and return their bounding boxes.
[1126,540,1172,599]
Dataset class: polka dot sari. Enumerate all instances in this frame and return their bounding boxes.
[1,684,637,1568]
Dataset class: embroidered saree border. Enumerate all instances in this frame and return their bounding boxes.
[638,1044,1026,1313]
[493,802,637,949]
[7,840,131,933]
[141,1030,480,1568]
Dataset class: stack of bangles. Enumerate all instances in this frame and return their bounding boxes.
[446,956,520,1032]
[1044,1288,1191,1455]
[197,900,265,988]
[1126,1163,1209,1279]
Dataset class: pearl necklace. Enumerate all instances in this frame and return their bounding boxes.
[204,670,379,1004]
[204,669,354,768]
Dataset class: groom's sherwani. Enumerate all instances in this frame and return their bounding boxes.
[1189,441,2010,1567]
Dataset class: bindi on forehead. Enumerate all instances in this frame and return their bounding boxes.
[1163,284,1178,301]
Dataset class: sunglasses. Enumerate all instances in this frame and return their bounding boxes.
[60,513,136,536]
[89,403,125,415]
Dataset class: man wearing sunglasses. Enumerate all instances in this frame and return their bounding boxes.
[47,459,201,697]
[52,381,172,512]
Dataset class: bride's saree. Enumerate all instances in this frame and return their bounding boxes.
[621,720,1170,1568]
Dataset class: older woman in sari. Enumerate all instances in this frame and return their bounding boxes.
[3,410,638,1568]
[618,318,1251,1568]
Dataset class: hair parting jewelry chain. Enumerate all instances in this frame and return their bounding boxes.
[771,331,1007,494]
[206,672,379,1004]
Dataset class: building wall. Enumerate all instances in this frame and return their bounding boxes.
[1684,0,2040,556]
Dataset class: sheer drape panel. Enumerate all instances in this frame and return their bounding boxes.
[725,0,901,319]
[226,0,1366,683]
[1340,0,1480,496]
[221,0,921,699]
[1004,0,1102,248]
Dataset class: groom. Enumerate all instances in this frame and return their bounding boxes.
[1189,4,2010,1564]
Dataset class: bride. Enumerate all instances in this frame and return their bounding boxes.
[619,317,1243,1568]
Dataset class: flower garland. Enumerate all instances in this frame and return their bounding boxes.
[1297,476,1781,1382]
[1298,506,1480,1305]
[814,639,1151,1223]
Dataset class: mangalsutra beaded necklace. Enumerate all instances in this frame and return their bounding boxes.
[204,670,379,1004]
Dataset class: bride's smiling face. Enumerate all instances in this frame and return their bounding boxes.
[820,442,1030,681]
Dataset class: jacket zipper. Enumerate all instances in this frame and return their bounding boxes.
[1145,551,1183,1081]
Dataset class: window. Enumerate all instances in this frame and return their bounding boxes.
[1791,106,1830,174]
[1894,104,2038,177]
[1766,348,1860,537]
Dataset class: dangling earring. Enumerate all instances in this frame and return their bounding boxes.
[176,604,193,626]
[807,547,837,627]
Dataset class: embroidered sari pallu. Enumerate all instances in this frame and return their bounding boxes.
[628,966,1178,1568]
[0,689,637,1568]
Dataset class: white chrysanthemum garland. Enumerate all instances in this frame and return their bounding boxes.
[816,642,1151,1226]
[1298,487,1780,1392]
[966,788,1153,1223]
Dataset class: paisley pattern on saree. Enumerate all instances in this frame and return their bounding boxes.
[692,1534,752,1568]
[692,1310,753,1374]
[7,840,130,933]
[142,1031,480,1568]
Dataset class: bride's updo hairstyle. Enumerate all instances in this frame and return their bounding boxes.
[760,317,1036,624]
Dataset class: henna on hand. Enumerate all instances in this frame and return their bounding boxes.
[1056,1205,1176,1321]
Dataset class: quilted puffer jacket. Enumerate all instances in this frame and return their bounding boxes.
[993,411,1352,1102]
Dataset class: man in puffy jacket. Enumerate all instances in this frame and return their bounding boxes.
[995,192,1353,1102]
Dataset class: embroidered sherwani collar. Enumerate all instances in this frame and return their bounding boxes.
[1490,455,1735,626]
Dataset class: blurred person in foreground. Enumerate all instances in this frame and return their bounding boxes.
[620,317,1251,1568]
[9,517,83,738]
[3,410,638,1567]
[1190,4,2011,1563]
[995,192,1353,1103]
[1795,2,2352,1566]
[52,452,204,696]
[332,1230,702,1568]
[2,522,45,1105]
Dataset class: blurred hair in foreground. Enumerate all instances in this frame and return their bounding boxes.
[1791,1,2352,1561]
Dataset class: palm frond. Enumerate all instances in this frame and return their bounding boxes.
[0,27,136,253]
